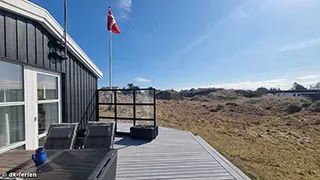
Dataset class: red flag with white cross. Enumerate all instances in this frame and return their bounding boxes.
[107,7,121,34]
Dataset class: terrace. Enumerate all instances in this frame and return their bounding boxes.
[0,89,250,180]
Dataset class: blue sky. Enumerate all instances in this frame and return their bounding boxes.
[30,0,320,90]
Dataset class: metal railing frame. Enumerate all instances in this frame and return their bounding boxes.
[97,88,157,134]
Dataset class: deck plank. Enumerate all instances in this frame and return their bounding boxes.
[114,123,250,180]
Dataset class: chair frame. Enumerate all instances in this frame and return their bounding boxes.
[44,123,78,149]
[83,122,115,149]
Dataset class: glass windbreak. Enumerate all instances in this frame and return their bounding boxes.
[0,61,24,102]
[0,106,25,148]
[37,74,58,100]
[38,103,58,135]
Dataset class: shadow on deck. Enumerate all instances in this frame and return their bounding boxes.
[114,136,149,150]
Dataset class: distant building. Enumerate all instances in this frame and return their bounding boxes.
[197,87,213,91]
[103,86,120,90]
[189,88,197,93]
[267,90,320,100]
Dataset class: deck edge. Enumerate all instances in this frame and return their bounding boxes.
[189,132,251,180]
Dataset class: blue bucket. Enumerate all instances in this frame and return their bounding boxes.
[31,146,47,166]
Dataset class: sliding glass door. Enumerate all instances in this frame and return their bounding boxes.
[24,66,61,150]
[0,61,61,152]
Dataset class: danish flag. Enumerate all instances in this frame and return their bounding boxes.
[107,7,121,34]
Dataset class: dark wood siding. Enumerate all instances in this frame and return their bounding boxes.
[26,20,36,65]
[0,8,98,129]
[35,26,43,67]
[61,54,97,129]
[17,16,27,62]
[5,13,17,60]
[0,10,4,56]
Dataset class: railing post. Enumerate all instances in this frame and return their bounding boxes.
[153,88,156,127]
[96,89,99,121]
[133,89,136,126]
[114,90,117,133]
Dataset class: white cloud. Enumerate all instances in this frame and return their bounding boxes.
[118,0,132,20]
[134,77,151,83]
[175,75,320,90]
[212,79,289,90]
[279,38,320,52]
[297,75,320,80]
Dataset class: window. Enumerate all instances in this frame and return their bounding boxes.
[38,103,58,135]
[0,61,25,149]
[37,74,58,100]
[0,61,24,102]
[37,73,59,136]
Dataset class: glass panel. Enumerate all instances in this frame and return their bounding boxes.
[117,105,133,118]
[135,90,154,103]
[38,136,46,147]
[0,106,25,148]
[37,74,58,100]
[99,90,115,103]
[118,90,133,103]
[38,103,58,135]
[0,61,24,102]
[136,105,154,119]
[99,105,115,117]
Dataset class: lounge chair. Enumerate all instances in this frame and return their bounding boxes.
[44,123,78,149]
[86,121,115,140]
[83,122,114,149]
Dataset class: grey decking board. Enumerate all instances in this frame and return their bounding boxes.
[117,169,230,175]
[117,177,234,180]
[117,173,234,180]
[117,166,226,172]
[117,169,229,176]
[167,177,235,180]
[115,123,250,180]
[193,135,251,180]
[117,162,219,167]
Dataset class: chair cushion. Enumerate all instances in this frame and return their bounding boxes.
[48,126,72,139]
[87,125,111,137]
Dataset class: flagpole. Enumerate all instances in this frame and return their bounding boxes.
[109,7,113,104]
[109,31,113,103]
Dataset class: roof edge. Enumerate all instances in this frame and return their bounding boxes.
[0,0,103,78]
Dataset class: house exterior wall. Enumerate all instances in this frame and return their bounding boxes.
[0,8,97,129]
[268,91,320,101]
[267,92,303,97]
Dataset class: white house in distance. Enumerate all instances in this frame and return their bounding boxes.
[267,89,320,98]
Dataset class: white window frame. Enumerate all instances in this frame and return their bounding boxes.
[24,66,61,149]
[0,141,26,154]
[0,62,26,153]
[35,69,62,140]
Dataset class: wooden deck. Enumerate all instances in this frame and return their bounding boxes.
[114,123,251,180]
